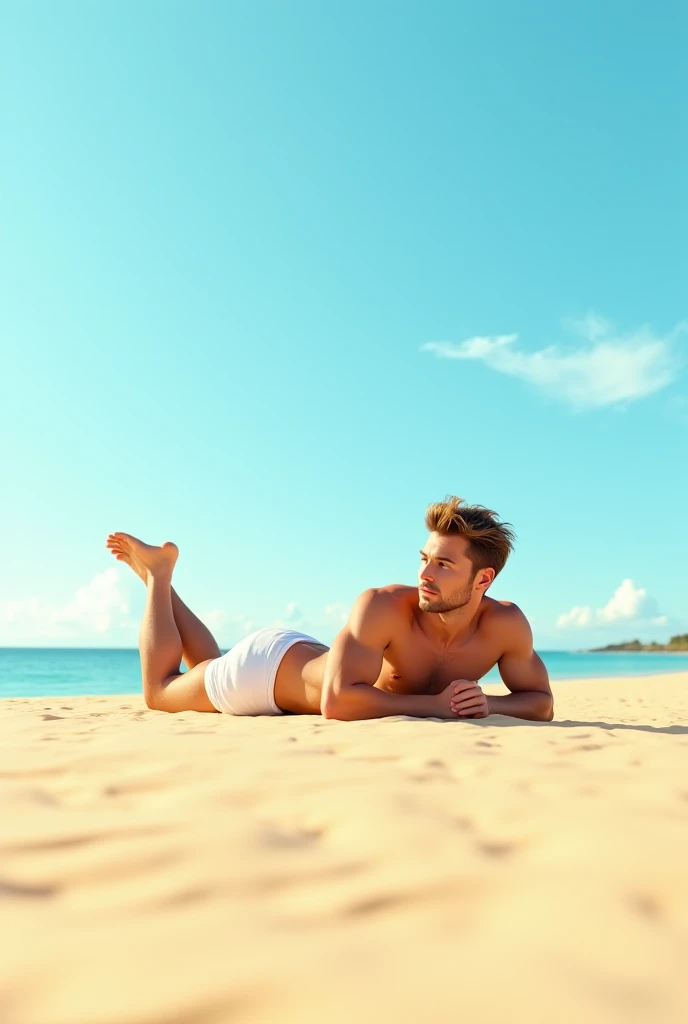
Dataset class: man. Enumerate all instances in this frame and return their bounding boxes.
[106,496,553,722]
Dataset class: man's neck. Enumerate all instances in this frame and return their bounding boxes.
[419,598,484,647]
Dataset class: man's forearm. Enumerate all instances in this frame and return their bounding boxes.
[487,690,554,721]
[322,683,435,721]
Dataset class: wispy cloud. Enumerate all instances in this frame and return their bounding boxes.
[270,601,306,631]
[557,578,667,630]
[182,599,352,649]
[323,601,350,626]
[0,568,138,643]
[270,600,351,638]
[421,314,685,409]
[199,608,259,644]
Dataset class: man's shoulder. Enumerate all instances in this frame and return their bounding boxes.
[347,585,416,640]
[480,600,533,659]
[355,584,417,612]
[482,597,530,632]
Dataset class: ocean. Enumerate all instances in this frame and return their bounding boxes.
[0,648,687,700]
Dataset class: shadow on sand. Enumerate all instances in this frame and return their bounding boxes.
[462,717,688,736]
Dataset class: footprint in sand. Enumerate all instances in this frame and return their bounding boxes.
[478,840,516,857]
[0,879,58,899]
[629,893,662,920]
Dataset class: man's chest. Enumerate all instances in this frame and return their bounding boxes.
[375,634,501,695]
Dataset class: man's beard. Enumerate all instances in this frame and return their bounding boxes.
[419,582,474,613]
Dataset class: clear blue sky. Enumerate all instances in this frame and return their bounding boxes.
[2,0,686,650]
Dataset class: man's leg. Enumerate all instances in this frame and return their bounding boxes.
[138,549,184,697]
[106,532,221,668]
[107,534,218,712]
[169,590,222,668]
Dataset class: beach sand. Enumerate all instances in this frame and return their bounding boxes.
[1,673,687,1024]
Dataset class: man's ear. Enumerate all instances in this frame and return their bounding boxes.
[476,568,495,591]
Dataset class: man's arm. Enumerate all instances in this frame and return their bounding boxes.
[321,590,438,721]
[488,607,554,722]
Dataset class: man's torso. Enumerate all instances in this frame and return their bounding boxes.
[275,586,515,714]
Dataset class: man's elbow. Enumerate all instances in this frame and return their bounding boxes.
[541,694,554,721]
[320,694,337,719]
[320,689,349,720]
[144,690,160,711]
[321,700,353,721]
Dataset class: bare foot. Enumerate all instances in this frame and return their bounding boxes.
[106,533,147,582]
[106,533,178,581]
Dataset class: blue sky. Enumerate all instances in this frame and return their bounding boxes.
[1,0,686,651]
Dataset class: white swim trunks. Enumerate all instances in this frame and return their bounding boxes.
[204,626,325,715]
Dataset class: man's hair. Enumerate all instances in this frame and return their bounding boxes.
[424,495,515,577]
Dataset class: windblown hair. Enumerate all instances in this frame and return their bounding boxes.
[425,496,515,577]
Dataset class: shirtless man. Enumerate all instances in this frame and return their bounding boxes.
[106,496,554,722]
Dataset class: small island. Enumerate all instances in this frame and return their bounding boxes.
[590,633,688,652]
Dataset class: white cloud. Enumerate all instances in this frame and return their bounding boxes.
[596,578,654,623]
[270,601,351,642]
[557,578,661,630]
[556,605,592,629]
[285,602,303,622]
[0,568,138,642]
[191,600,350,648]
[562,312,614,342]
[199,609,257,644]
[271,601,307,631]
[421,315,685,409]
[323,601,350,626]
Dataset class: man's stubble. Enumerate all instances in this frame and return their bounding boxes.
[419,581,474,614]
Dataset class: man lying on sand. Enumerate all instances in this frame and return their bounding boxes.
[105,496,553,722]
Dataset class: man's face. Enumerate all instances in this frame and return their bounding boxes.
[418,533,483,613]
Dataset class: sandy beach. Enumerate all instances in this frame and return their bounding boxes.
[1,673,687,1024]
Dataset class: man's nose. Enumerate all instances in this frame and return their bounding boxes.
[420,563,434,581]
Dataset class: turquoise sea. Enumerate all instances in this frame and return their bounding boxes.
[0,648,687,700]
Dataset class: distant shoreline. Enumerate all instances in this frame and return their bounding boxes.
[588,634,688,654]
[584,648,687,655]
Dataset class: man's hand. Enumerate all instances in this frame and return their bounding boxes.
[449,679,489,718]
[427,678,489,719]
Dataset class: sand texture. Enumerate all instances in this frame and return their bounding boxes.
[1,673,687,1024]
